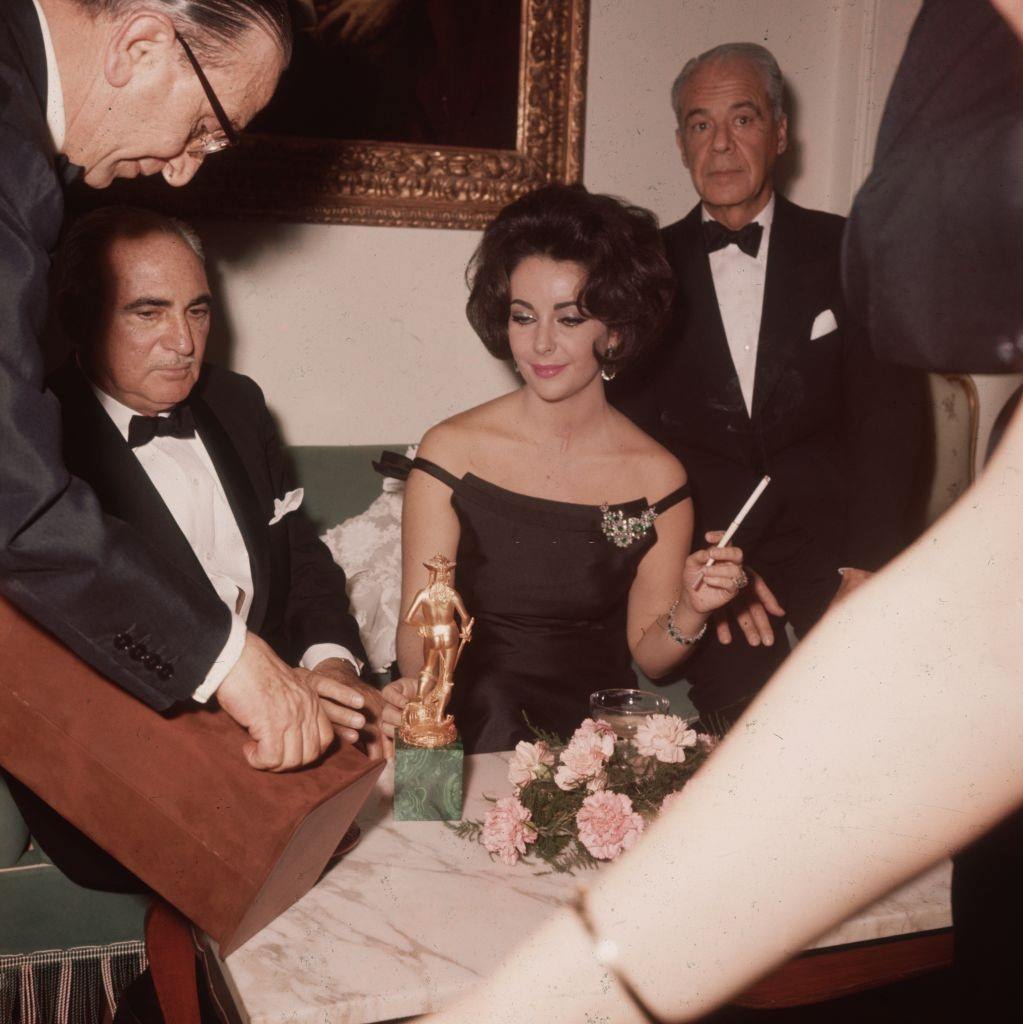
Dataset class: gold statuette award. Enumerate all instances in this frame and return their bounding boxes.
[399,554,473,749]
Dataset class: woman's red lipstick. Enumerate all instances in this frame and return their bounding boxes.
[531,363,567,378]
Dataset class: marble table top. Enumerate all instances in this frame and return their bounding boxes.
[218,753,952,1024]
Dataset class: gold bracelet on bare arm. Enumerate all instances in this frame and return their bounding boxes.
[571,888,666,1024]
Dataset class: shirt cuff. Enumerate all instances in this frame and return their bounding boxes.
[300,643,364,676]
[192,614,246,704]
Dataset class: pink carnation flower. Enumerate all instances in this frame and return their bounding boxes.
[576,791,645,860]
[633,714,698,763]
[554,726,615,791]
[575,718,617,741]
[555,762,608,791]
[507,740,556,789]
[481,797,536,866]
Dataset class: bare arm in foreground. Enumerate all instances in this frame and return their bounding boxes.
[423,401,1023,1022]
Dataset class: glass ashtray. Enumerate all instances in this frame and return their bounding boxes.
[589,688,670,739]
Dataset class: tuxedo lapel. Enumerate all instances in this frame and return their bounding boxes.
[671,207,748,418]
[750,196,812,423]
[6,0,83,187]
[189,395,272,633]
[52,366,211,590]
[6,0,47,115]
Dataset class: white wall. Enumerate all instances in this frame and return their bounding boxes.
[199,0,928,447]
[199,219,494,445]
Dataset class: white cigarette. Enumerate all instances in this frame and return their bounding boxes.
[703,475,770,571]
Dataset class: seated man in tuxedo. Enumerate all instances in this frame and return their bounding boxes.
[24,204,386,890]
[612,42,927,729]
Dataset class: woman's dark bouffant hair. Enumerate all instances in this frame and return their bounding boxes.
[465,185,674,375]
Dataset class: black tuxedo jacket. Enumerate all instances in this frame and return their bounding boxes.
[48,362,366,669]
[844,0,1023,374]
[613,194,925,574]
[0,0,231,708]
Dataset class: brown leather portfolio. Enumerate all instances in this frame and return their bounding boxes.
[0,599,385,955]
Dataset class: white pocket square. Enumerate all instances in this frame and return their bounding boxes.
[269,487,304,525]
[810,308,838,340]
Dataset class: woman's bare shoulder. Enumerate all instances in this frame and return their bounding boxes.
[417,395,514,473]
[642,446,688,501]
[611,410,688,495]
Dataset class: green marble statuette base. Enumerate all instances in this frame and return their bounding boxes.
[394,736,464,821]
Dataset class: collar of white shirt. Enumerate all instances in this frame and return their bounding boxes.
[701,193,776,247]
[30,0,66,153]
[91,384,169,442]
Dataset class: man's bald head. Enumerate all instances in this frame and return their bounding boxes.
[69,0,292,62]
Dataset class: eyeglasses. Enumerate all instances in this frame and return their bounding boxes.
[176,33,240,158]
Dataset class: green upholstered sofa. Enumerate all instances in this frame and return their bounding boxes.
[0,783,147,1024]
[0,848,148,1024]
[289,444,402,534]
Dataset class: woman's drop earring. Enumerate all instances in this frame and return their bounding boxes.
[601,346,618,382]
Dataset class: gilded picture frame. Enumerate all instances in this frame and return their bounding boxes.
[118,0,587,229]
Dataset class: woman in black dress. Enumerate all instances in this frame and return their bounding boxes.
[381,186,748,754]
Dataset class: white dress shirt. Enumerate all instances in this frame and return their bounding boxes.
[703,194,775,416]
[30,0,65,152]
[93,388,361,700]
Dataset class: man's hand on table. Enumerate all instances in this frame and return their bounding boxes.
[217,632,334,771]
[380,677,418,757]
[714,567,785,647]
[312,657,387,760]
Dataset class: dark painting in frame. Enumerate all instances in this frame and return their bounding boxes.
[112,0,587,229]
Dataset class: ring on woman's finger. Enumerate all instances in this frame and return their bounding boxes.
[735,571,749,590]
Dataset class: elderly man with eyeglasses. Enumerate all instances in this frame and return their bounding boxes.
[0,0,347,793]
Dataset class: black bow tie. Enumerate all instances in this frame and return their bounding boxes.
[702,219,764,258]
[128,405,196,448]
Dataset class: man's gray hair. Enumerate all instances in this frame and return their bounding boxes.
[55,206,206,347]
[71,0,292,62]
[670,43,785,126]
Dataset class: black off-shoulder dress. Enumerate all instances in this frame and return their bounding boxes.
[408,456,691,753]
